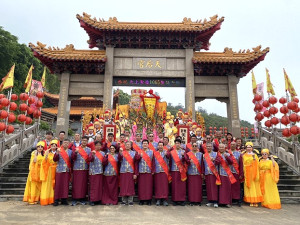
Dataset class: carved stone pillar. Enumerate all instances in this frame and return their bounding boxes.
[103,46,114,109]
[185,48,195,120]
[56,72,71,137]
[227,75,241,137]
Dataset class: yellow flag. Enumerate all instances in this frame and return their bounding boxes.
[284,68,297,98]
[41,66,46,88]
[24,65,34,93]
[0,64,15,92]
[251,70,257,95]
[266,68,275,95]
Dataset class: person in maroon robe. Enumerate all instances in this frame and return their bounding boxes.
[228,141,244,206]
[88,141,105,206]
[203,142,219,208]
[53,139,72,206]
[87,134,103,151]
[153,141,170,206]
[215,143,234,207]
[185,143,204,206]
[118,141,139,206]
[137,139,154,205]
[102,145,119,205]
[169,138,186,206]
[71,136,91,206]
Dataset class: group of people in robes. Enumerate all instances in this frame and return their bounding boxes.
[23,127,281,209]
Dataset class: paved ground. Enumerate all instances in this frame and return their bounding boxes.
[0,201,300,225]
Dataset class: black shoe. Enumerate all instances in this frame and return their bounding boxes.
[163,200,169,206]
[238,202,242,207]
[147,200,152,206]
[53,201,59,207]
[156,200,161,206]
[139,201,144,205]
[90,202,95,206]
[179,202,185,206]
[128,202,134,206]
[189,202,194,206]
[121,201,127,206]
[172,201,177,206]
[61,199,69,206]
[198,203,202,206]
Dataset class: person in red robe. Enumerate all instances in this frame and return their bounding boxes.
[71,136,91,206]
[102,145,119,205]
[185,143,204,206]
[88,141,105,206]
[53,139,72,206]
[228,141,244,206]
[118,141,139,206]
[137,139,154,205]
[153,141,171,206]
[203,142,219,208]
[102,133,118,153]
[215,143,234,207]
[169,138,186,206]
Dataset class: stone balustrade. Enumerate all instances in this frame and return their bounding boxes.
[0,123,38,170]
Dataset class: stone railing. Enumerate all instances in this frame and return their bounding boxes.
[0,123,38,170]
[259,126,300,174]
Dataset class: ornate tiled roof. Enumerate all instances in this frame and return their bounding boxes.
[29,42,106,62]
[44,92,96,101]
[42,107,97,116]
[76,13,224,32]
[193,45,269,63]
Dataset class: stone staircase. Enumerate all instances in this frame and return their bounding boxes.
[1,150,300,203]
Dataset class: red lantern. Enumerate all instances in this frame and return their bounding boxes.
[255,113,264,122]
[25,117,32,125]
[7,113,16,123]
[6,125,14,134]
[290,126,299,135]
[27,107,34,115]
[271,117,279,125]
[36,100,43,108]
[252,99,256,104]
[241,134,244,138]
[269,106,278,115]
[240,127,244,130]
[279,97,287,104]
[254,94,262,102]
[280,106,289,114]
[263,110,271,118]
[289,113,298,122]
[0,122,6,131]
[265,120,272,128]
[287,101,297,111]
[251,134,255,137]
[0,110,8,119]
[33,110,41,118]
[28,97,35,105]
[282,128,291,137]
[148,89,153,95]
[19,103,28,112]
[268,96,277,105]
[293,97,299,103]
[295,107,300,113]
[19,93,29,101]
[254,103,263,111]
[17,114,26,122]
[0,94,5,99]
[214,127,217,130]
[0,98,10,107]
[209,127,212,130]
[262,100,270,108]
[281,116,290,126]
[9,102,17,111]
[10,94,18,101]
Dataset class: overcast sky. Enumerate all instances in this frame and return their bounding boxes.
[0,0,299,123]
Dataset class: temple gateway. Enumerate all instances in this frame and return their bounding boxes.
[29,13,269,137]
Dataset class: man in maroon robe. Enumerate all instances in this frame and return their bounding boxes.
[215,143,234,207]
[71,136,91,206]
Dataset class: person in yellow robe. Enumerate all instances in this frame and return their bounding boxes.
[40,140,58,206]
[243,142,263,207]
[23,141,45,204]
[259,149,281,209]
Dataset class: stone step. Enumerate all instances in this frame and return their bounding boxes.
[0,173,29,177]
[279,190,300,197]
[0,195,24,202]
[278,184,300,191]
[0,188,25,195]
[0,183,26,188]
[280,196,300,204]
[2,168,29,173]
[280,175,300,180]
[278,179,300,185]
[0,177,27,182]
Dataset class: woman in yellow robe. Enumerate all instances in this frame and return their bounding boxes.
[23,141,45,204]
[259,149,281,209]
[40,140,58,206]
[243,142,263,207]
